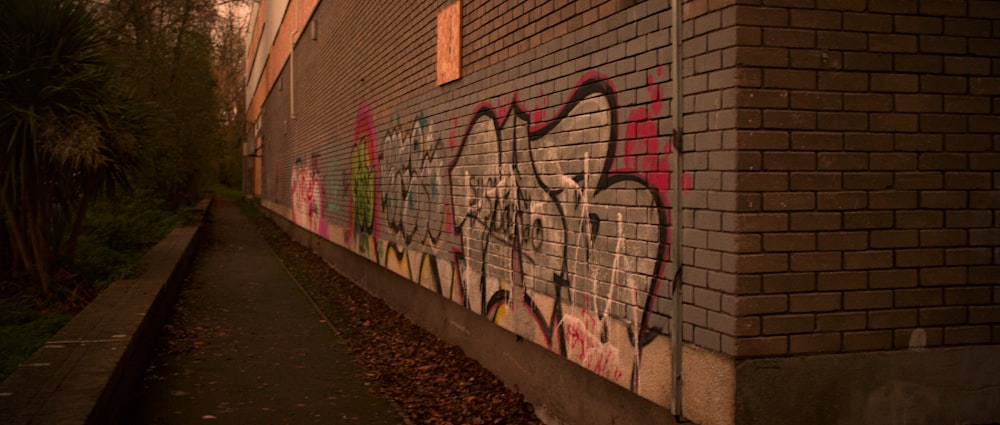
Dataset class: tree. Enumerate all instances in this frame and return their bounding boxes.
[210,5,249,189]
[101,0,228,207]
[1,0,139,296]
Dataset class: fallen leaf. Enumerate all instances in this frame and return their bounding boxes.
[243,212,543,425]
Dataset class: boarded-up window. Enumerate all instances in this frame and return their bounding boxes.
[436,1,461,85]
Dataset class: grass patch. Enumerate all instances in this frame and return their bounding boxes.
[0,298,73,379]
[205,182,242,200]
[239,198,263,220]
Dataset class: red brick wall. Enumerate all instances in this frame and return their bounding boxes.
[726,0,1000,357]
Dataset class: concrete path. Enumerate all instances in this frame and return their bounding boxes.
[127,198,405,425]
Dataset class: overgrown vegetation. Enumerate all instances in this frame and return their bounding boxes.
[1,0,140,298]
[0,298,74,379]
[73,194,185,290]
[1,0,248,379]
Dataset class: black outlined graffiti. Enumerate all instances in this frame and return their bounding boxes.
[448,72,672,388]
[379,115,449,246]
[341,72,675,390]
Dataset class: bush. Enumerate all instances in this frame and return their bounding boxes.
[72,193,183,289]
[0,192,187,380]
[0,298,73,379]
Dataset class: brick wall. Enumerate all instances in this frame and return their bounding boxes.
[673,0,745,356]
[255,0,700,413]
[727,0,1000,358]
[248,0,1000,423]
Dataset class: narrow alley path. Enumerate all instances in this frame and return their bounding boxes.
[127,198,406,424]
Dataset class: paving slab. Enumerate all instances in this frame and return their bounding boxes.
[127,198,405,425]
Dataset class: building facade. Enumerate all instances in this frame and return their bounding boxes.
[244,1,1000,424]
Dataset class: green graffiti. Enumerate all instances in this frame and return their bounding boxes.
[351,136,375,236]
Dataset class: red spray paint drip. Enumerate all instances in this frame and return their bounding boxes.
[615,74,669,204]
[532,90,548,124]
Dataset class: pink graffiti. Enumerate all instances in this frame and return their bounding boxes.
[563,307,624,381]
[291,156,328,238]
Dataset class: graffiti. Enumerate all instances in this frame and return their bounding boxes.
[372,114,460,299]
[290,155,328,238]
[292,71,676,392]
[448,72,672,388]
[352,138,376,234]
[563,310,625,381]
[349,104,378,255]
[379,114,450,246]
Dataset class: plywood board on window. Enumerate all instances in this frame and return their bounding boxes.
[436,1,461,85]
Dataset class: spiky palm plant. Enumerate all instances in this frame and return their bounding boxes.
[1,0,139,298]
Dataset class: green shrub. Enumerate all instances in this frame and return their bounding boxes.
[0,192,187,380]
[72,193,183,288]
[0,298,72,379]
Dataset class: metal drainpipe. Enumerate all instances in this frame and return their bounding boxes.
[669,0,685,420]
[290,0,298,120]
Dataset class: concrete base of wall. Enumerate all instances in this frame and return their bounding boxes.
[265,208,681,425]
[263,205,1000,425]
[736,344,1000,425]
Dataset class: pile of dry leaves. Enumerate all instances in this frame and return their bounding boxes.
[255,218,542,425]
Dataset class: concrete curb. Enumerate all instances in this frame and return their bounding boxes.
[0,197,213,425]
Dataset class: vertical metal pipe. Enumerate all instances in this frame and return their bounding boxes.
[290,0,298,119]
[669,0,685,419]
